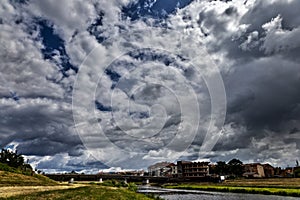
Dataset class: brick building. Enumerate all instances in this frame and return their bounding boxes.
[243,163,265,178]
[262,163,275,177]
[177,161,210,178]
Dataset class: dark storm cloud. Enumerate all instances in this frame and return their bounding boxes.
[179,0,300,166]
[205,1,300,162]
[227,58,300,131]
[240,0,300,62]
[18,139,80,156]
[218,57,300,153]
[241,0,300,30]
[0,100,82,157]
[196,0,300,63]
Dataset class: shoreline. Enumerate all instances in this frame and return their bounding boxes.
[164,184,300,197]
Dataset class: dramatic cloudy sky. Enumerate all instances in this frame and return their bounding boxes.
[1,0,300,173]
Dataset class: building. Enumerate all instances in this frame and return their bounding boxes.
[148,162,171,177]
[283,167,294,177]
[243,163,265,178]
[148,161,209,178]
[160,164,173,177]
[177,161,210,178]
[170,163,178,177]
[274,167,283,177]
[262,163,274,177]
[294,166,300,177]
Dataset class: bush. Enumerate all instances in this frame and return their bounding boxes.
[128,182,138,192]
[0,163,22,173]
[102,180,116,187]
[0,161,34,177]
[0,149,25,168]
[102,179,125,187]
[101,180,139,192]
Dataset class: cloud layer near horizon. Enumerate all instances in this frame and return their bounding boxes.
[0,0,299,173]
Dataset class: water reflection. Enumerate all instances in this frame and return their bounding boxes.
[137,186,299,200]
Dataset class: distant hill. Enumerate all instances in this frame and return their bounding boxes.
[0,163,57,186]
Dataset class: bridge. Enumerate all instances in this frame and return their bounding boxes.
[45,174,168,184]
[45,174,217,183]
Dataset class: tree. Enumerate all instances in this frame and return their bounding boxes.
[227,158,243,177]
[215,161,228,175]
[0,149,25,168]
[295,168,300,178]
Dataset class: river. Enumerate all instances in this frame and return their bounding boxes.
[137,186,299,200]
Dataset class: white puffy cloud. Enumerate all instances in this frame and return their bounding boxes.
[261,15,300,54]
[27,0,97,39]
[1,0,300,172]
[0,21,64,99]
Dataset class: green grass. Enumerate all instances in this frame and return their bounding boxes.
[0,163,25,174]
[0,173,157,200]
[0,163,57,186]
[216,178,300,188]
[89,180,138,191]
[165,184,300,197]
[0,185,157,200]
[0,170,58,186]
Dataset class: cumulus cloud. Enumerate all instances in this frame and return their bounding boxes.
[0,0,299,172]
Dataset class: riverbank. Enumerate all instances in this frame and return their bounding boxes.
[0,169,57,186]
[0,185,158,200]
[0,168,157,199]
[164,178,300,197]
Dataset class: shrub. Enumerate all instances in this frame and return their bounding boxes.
[128,182,138,192]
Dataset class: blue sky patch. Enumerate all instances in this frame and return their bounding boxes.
[95,100,112,112]
[122,0,193,20]
[38,20,78,78]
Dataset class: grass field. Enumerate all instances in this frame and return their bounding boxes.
[217,178,300,188]
[2,164,299,199]
[0,185,85,198]
[164,178,300,197]
[0,169,82,198]
[0,168,157,199]
[0,185,156,200]
[0,171,57,186]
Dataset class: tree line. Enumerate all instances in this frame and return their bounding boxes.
[210,158,244,177]
[0,149,32,172]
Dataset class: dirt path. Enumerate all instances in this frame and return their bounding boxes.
[0,184,85,198]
